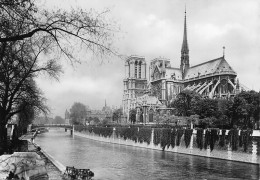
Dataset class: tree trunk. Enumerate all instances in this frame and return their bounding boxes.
[0,124,8,155]
[0,113,9,154]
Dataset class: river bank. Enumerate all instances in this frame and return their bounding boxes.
[0,140,67,180]
[73,128,260,165]
[36,129,259,179]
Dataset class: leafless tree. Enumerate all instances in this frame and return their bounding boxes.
[0,0,118,153]
[0,0,117,61]
[0,36,61,154]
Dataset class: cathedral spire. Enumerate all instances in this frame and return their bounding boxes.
[181,8,189,54]
[180,8,190,79]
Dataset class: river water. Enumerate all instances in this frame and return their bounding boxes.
[35,129,259,180]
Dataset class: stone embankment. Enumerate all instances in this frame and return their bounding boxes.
[0,140,67,180]
[73,128,260,165]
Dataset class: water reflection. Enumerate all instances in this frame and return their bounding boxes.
[35,130,259,180]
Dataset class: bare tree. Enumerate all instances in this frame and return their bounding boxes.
[0,0,118,153]
[0,0,117,61]
[0,38,60,153]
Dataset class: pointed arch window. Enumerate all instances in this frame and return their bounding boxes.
[135,61,138,78]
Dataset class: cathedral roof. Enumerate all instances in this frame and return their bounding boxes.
[165,67,182,80]
[184,57,237,80]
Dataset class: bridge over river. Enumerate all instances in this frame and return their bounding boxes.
[31,124,74,135]
[35,129,259,180]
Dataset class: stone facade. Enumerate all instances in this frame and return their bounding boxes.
[122,56,148,121]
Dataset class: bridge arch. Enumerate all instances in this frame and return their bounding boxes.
[30,124,74,135]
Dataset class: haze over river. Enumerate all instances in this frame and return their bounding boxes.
[35,129,259,180]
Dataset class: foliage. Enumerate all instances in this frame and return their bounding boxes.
[153,128,177,150]
[219,129,226,147]
[160,128,171,150]
[92,127,113,137]
[53,116,65,124]
[196,128,204,150]
[86,126,93,133]
[230,96,248,128]
[170,128,177,148]
[69,102,88,125]
[115,127,137,141]
[93,117,101,125]
[153,128,161,146]
[129,109,137,124]
[33,116,52,124]
[234,91,259,129]
[186,115,199,127]
[192,98,219,119]
[203,129,210,150]
[239,129,253,152]
[184,129,193,148]
[16,104,35,136]
[171,90,201,116]
[201,129,219,151]
[176,129,184,146]
[216,99,233,128]
[74,125,85,132]
[137,128,152,144]
[173,91,260,130]
[209,129,219,151]
[228,128,239,151]
[86,117,100,125]
[198,117,217,129]
[112,108,123,123]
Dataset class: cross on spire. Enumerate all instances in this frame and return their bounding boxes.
[223,46,225,58]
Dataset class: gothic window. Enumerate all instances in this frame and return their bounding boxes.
[139,61,142,78]
[135,61,138,78]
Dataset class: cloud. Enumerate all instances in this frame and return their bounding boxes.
[37,0,260,117]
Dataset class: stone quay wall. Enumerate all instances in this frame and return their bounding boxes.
[73,128,260,165]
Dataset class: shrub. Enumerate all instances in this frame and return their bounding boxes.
[196,128,203,150]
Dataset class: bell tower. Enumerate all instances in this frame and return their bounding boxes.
[122,55,147,122]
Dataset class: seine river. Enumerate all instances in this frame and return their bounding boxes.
[35,129,259,180]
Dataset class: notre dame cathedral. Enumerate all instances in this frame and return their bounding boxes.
[122,10,242,123]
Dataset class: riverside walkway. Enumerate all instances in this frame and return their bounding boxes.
[0,138,67,180]
[27,142,67,180]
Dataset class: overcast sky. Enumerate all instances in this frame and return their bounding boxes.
[36,0,260,118]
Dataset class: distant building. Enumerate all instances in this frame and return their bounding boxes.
[123,10,246,123]
[86,100,113,123]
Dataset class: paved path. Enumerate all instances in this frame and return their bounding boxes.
[0,141,68,180]
[27,142,68,180]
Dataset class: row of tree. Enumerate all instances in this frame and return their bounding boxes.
[169,90,260,129]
